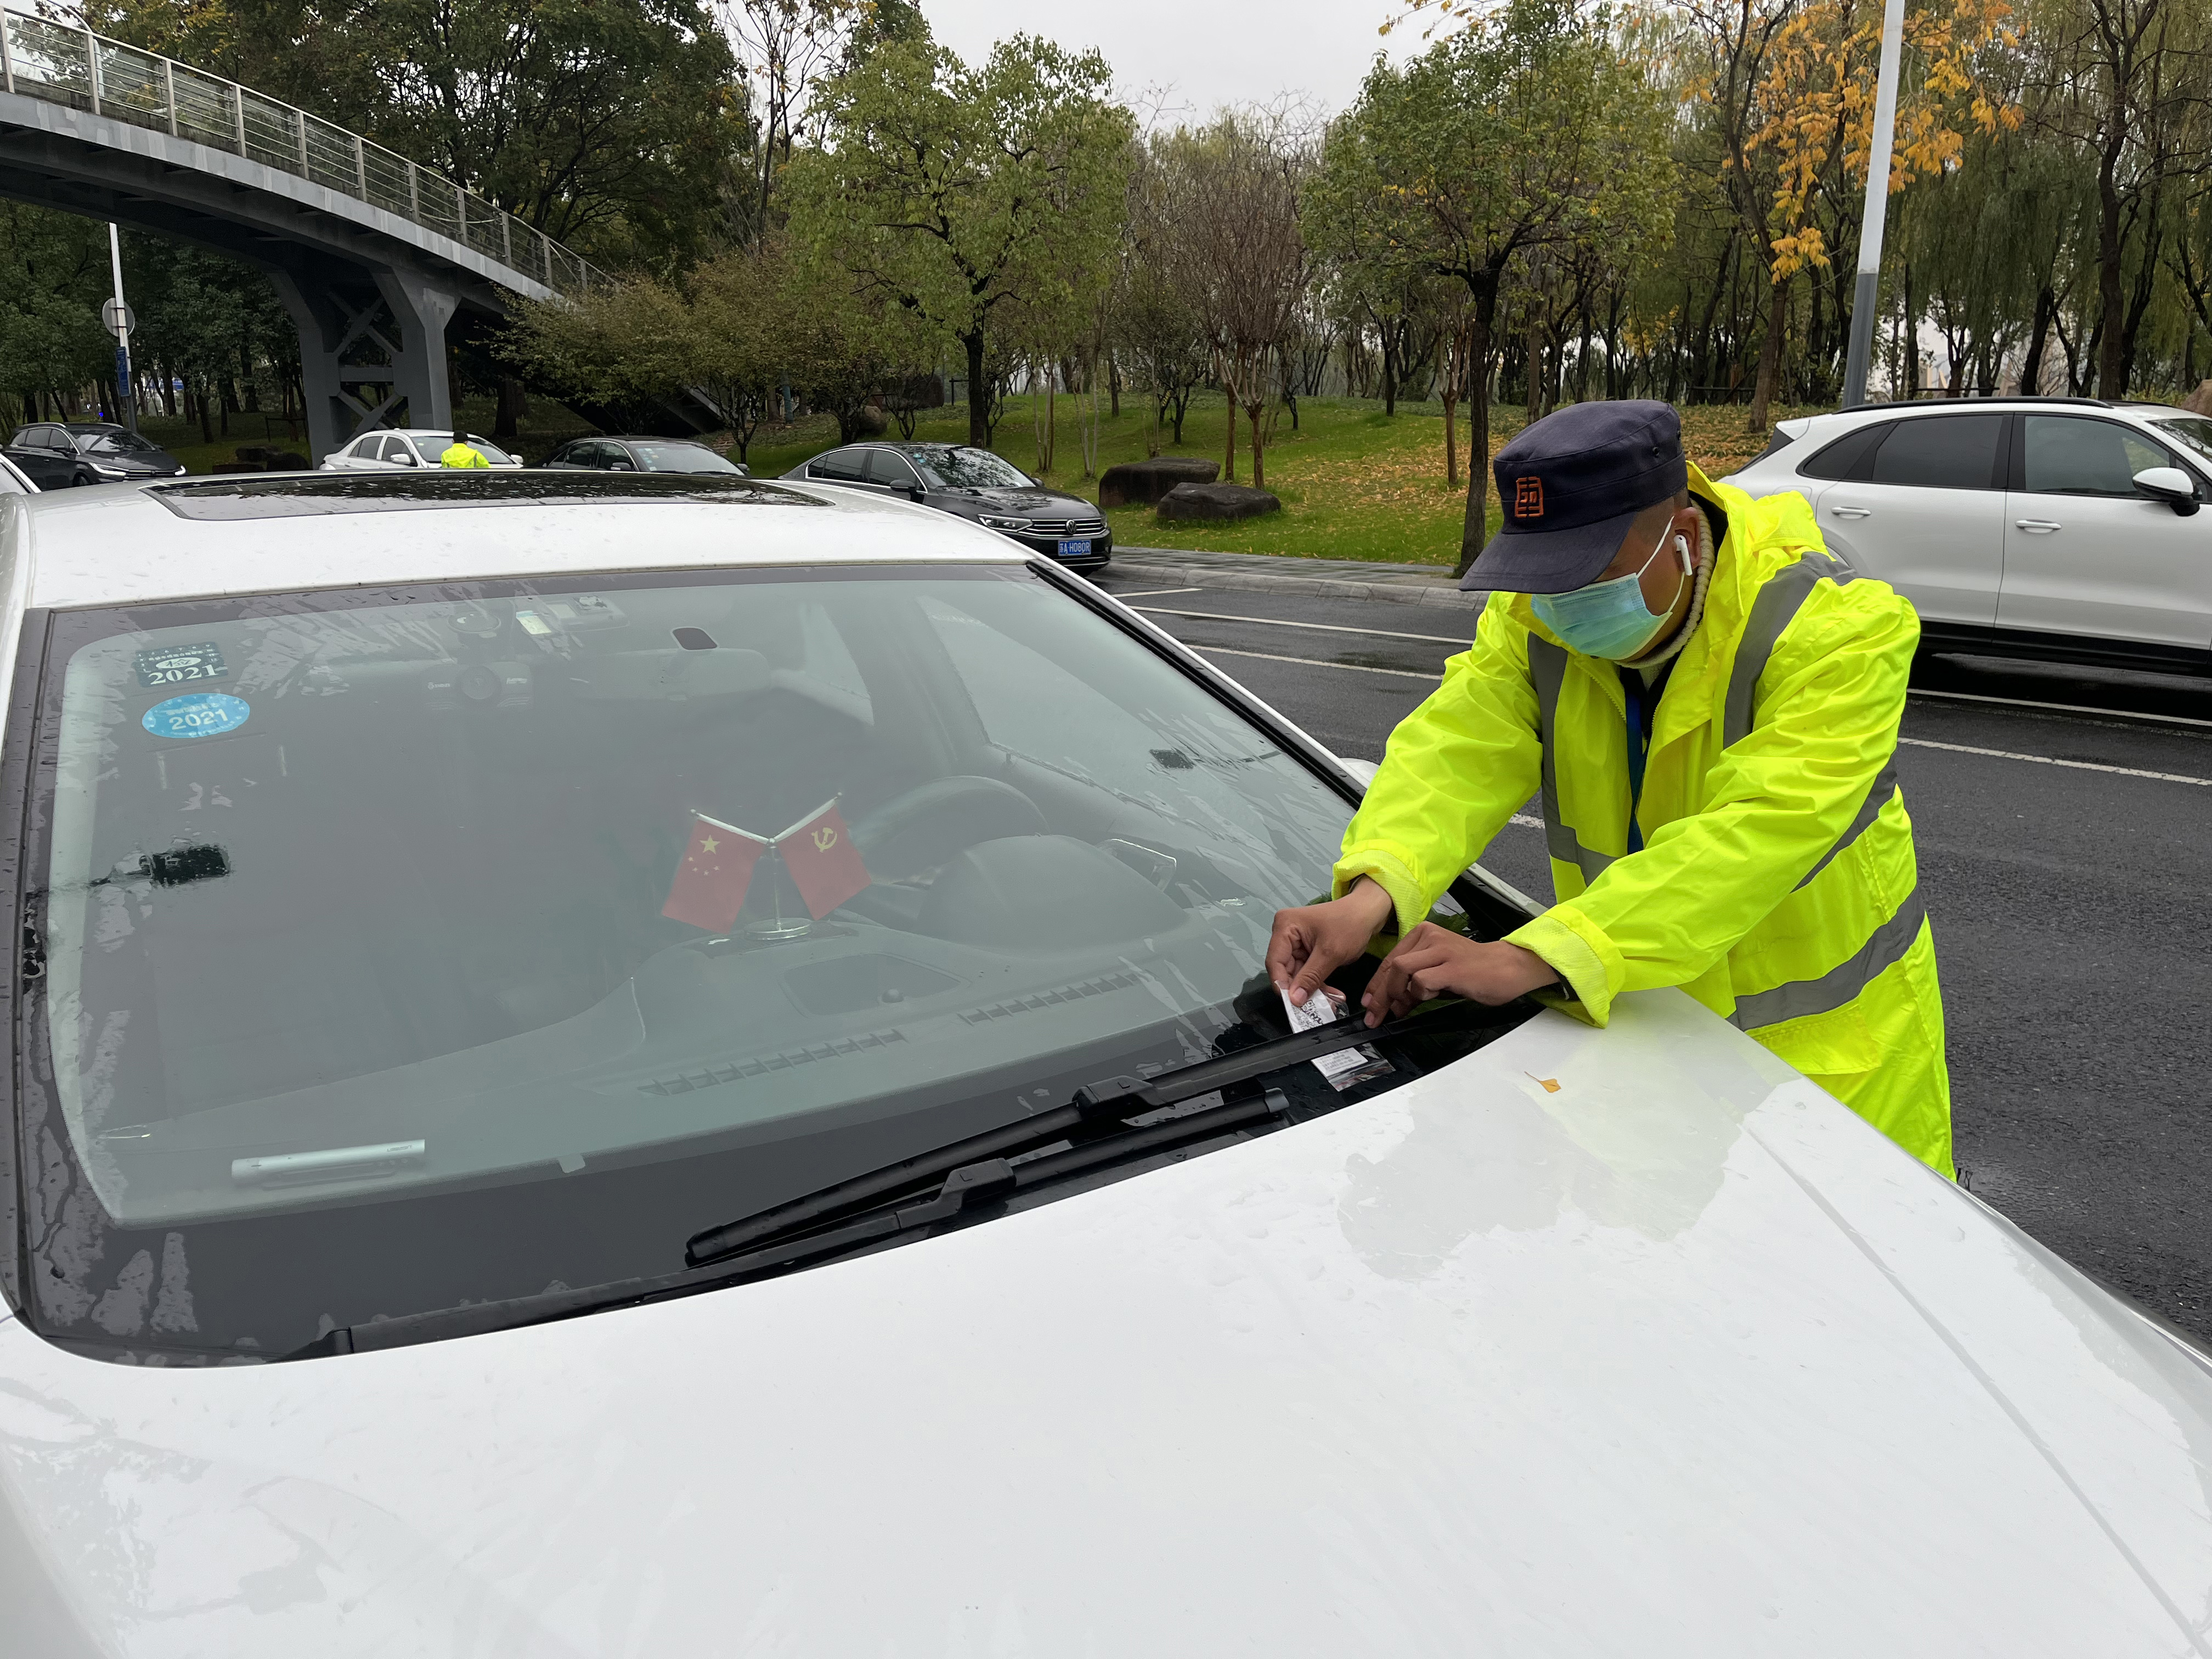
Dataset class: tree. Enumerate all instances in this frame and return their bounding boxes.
[2022,0,2209,396]
[1117,137,1212,452]
[1682,0,2019,426]
[0,204,111,422]
[1309,0,1672,572]
[787,34,1135,446]
[715,0,872,246]
[98,0,749,268]
[1154,109,1313,489]
[508,241,878,459]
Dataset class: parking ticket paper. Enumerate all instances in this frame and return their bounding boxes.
[1279,986,1392,1092]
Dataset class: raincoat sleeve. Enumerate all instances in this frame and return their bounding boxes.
[1505,587,1917,1024]
[1330,597,1542,934]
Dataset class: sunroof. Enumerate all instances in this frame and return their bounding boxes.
[146,471,826,521]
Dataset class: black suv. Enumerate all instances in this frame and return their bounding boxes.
[4,422,186,487]
[783,442,1110,571]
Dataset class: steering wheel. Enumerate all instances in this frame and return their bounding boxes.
[848,775,1048,882]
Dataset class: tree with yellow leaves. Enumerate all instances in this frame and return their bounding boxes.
[1678,0,2019,427]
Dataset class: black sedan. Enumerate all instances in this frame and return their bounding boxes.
[782,442,1110,571]
[544,436,751,476]
[5,421,186,486]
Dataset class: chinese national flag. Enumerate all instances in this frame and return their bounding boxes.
[661,814,764,932]
[778,799,870,919]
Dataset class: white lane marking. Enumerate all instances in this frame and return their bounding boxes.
[1509,813,1544,828]
[1198,646,2210,783]
[1908,686,2212,731]
[1109,586,1204,599]
[1137,605,1469,646]
[1192,645,1444,683]
[1899,736,2211,786]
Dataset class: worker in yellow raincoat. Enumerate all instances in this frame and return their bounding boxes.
[1267,400,1953,1175]
[439,432,490,469]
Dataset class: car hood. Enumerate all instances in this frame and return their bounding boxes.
[87,453,180,472]
[954,487,1092,516]
[3,991,2209,1657]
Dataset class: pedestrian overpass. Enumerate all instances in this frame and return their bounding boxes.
[0,9,617,459]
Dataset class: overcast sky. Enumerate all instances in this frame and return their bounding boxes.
[913,0,1423,123]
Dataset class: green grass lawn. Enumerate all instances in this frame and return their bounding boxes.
[119,387,1809,569]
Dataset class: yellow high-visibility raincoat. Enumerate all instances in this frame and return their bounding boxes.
[1334,464,1952,1175]
[440,441,490,469]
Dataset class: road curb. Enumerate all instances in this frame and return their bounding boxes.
[1109,549,1486,612]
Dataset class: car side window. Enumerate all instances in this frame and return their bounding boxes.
[808,448,868,483]
[2021,416,2176,498]
[1865,414,2005,489]
[866,451,920,490]
[1797,422,1893,481]
[604,445,637,471]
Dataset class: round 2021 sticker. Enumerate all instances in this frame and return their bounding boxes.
[142,692,250,740]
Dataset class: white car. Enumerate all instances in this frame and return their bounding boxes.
[1726,396,2212,677]
[1,470,2208,1656]
[318,427,523,470]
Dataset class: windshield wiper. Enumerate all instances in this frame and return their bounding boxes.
[284,1000,1486,1361]
[683,998,1483,1267]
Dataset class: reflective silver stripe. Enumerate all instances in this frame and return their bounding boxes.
[1723,557,1824,748]
[1795,761,1898,890]
[1527,635,1615,883]
[1802,545,1859,584]
[1730,887,1927,1030]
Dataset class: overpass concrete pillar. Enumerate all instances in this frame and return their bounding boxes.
[270,264,458,461]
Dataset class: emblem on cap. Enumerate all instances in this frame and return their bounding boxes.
[1514,476,1544,520]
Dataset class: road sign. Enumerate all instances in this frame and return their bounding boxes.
[101,298,134,337]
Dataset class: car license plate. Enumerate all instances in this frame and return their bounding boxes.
[1058,538,1092,557]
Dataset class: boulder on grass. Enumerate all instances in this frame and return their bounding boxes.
[2185,379,2212,417]
[1157,481,1280,523]
[1099,455,1219,509]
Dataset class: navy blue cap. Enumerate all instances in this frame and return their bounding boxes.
[1461,400,1688,593]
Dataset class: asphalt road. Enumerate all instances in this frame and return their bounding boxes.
[1091,566,2212,1343]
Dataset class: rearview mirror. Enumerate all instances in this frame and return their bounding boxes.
[2132,466,2198,516]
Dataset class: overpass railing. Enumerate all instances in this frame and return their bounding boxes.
[0,7,603,297]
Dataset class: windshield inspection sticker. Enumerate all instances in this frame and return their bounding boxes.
[1279,986,1393,1092]
[142,692,250,741]
[134,641,227,688]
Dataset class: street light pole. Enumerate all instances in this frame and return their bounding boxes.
[1841,0,1908,408]
[106,222,137,432]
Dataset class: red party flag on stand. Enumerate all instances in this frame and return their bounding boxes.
[776,798,870,918]
[661,813,766,932]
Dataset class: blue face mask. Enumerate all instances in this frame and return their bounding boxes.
[1531,522,1690,660]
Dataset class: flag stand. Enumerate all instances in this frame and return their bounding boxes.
[744,845,812,942]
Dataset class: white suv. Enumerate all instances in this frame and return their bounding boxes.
[1725,397,2212,677]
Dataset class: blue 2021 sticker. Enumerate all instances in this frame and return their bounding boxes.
[143,693,250,740]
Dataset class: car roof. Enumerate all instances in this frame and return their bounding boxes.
[600,435,715,444]
[3,473,1027,612]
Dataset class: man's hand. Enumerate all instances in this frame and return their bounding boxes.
[1268,879,1396,1009]
[1359,926,1560,1028]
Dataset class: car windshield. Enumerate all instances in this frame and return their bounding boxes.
[86,430,162,456]
[411,436,515,464]
[911,447,1033,490]
[634,442,743,474]
[16,563,1517,1361]
[2149,416,2212,465]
